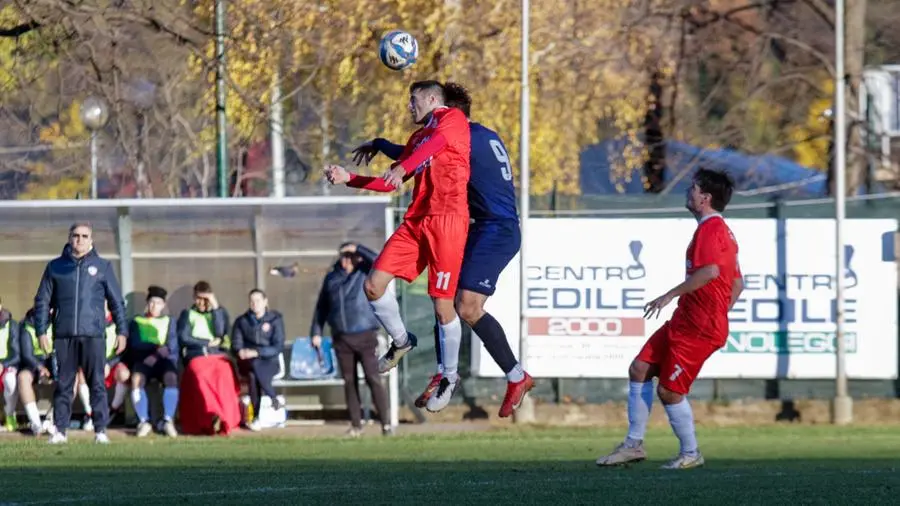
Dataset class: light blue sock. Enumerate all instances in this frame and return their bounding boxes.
[131,388,149,423]
[664,398,698,455]
[626,381,654,444]
[163,388,179,421]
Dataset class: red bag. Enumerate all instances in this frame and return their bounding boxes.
[178,355,241,436]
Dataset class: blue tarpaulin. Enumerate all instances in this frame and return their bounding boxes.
[580,139,840,198]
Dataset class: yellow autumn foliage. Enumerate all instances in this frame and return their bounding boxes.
[189,0,668,195]
[788,76,833,170]
[19,101,92,200]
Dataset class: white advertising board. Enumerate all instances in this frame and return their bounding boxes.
[471,218,898,379]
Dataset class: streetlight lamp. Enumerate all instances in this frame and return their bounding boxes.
[80,96,109,199]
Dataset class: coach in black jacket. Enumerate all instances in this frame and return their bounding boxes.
[33,222,127,444]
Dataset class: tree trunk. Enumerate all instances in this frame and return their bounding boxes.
[643,71,666,193]
[845,0,868,195]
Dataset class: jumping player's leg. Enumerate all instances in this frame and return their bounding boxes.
[413,319,443,409]
[421,215,468,413]
[366,220,427,372]
[456,219,532,417]
[456,289,532,417]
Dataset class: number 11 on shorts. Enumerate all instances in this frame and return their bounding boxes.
[435,271,452,291]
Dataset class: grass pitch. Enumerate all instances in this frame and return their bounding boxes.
[0,425,896,505]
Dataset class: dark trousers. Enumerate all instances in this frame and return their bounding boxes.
[54,336,107,434]
[334,330,389,428]
[238,356,279,417]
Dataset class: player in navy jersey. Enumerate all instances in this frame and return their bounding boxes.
[350,82,534,417]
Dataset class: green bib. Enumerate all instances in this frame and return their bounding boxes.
[189,310,214,340]
[134,316,171,346]
[105,323,118,359]
[24,323,53,356]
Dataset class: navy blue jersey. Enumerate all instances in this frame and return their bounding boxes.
[374,122,518,220]
[468,123,518,221]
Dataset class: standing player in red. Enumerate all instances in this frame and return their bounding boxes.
[325,80,471,410]
[596,168,743,470]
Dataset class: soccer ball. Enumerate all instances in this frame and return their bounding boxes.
[379,30,418,71]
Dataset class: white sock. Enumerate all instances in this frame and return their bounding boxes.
[506,363,525,383]
[132,388,149,423]
[111,383,127,410]
[2,372,17,416]
[369,288,409,347]
[664,398,698,455]
[626,381,654,444]
[78,383,93,416]
[163,387,179,420]
[439,317,462,382]
[25,401,41,428]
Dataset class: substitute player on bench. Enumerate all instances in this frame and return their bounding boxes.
[596,168,743,469]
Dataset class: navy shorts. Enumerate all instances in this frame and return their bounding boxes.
[133,358,178,381]
[458,219,520,296]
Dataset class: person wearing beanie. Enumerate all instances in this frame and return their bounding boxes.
[128,285,179,438]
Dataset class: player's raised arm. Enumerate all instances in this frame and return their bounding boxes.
[325,164,409,193]
[373,139,404,161]
[351,139,405,166]
[395,108,468,176]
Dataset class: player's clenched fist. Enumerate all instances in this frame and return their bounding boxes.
[324,165,350,185]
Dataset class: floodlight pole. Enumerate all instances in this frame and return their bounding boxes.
[832,0,852,425]
[514,0,535,424]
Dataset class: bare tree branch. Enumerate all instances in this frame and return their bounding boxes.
[0,20,40,37]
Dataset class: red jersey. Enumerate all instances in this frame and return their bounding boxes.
[349,107,471,219]
[670,214,741,345]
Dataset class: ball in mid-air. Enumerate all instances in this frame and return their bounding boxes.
[379,30,418,71]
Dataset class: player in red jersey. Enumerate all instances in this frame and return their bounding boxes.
[596,168,743,470]
[324,81,471,411]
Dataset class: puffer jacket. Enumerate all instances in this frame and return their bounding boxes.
[309,244,380,337]
[232,310,285,359]
[33,244,127,339]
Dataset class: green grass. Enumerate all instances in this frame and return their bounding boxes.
[0,425,897,505]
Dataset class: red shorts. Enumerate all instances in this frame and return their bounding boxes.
[105,362,129,389]
[635,321,721,395]
[373,215,469,299]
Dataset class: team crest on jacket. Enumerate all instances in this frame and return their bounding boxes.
[88,266,98,276]
[262,322,271,333]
